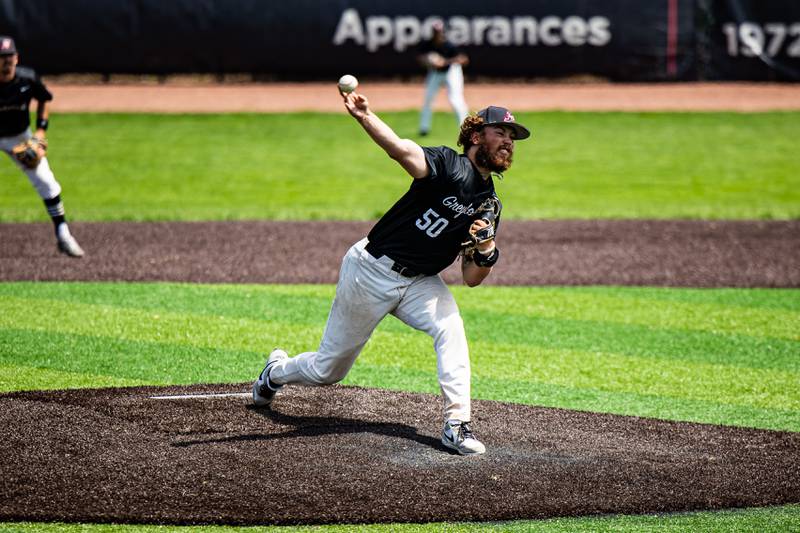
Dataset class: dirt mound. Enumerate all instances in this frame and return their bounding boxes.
[1,384,798,526]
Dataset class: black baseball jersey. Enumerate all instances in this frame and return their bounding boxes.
[367,146,497,275]
[0,66,52,137]
[418,39,461,72]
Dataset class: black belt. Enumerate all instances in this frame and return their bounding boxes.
[365,242,421,277]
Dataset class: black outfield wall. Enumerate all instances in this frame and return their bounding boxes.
[0,0,797,80]
[703,0,800,80]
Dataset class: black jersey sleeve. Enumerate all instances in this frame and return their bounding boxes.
[16,66,52,102]
[422,146,461,183]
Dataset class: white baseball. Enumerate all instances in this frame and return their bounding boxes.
[338,74,358,94]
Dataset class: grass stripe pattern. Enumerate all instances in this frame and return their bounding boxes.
[1,282,797,434]
[1,111,798,221]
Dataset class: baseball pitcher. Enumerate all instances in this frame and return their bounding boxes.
[253,86,530,455]
[0,36,83,257]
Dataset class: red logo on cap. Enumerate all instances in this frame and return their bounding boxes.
[1,39,10,50]
[503,111,515,122]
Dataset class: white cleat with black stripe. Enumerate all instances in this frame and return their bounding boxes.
[57,234,84,257]
[252,349,288,407]
[441,419,486,455]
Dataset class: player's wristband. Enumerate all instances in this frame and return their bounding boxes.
[36,118,49,131]
[473,247,499,267]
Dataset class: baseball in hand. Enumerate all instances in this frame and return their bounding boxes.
[338,74,358,94]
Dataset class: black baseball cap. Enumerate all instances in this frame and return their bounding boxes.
[0,36,17,55]
[477,106,531,140]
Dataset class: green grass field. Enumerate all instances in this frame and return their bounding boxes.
[2,283,799,431]
[1,111,798,221]
[2,108,799,531]
[1,282,798,531]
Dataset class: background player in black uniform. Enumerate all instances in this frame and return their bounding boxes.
[416,20,469,137]
[0,36,84,257]
[253,84,530,455]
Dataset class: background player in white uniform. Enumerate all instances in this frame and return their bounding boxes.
[0,36,84,257]
[416,21,469,137]
[253,85,530,455]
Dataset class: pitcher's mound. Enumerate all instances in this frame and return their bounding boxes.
[1,384,798,526]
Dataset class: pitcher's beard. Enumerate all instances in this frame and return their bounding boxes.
[475,144,513,173]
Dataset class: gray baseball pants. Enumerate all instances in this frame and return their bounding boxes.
[269,237,472,422]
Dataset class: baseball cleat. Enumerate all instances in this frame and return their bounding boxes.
[441,419,486,455]
[57,235,85,257]
[252,348,288,407]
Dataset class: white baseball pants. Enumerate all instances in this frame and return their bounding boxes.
[269,238,473,422]
[1,130,61,200]
[419,64,469,133]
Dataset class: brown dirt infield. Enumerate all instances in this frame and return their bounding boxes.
[46,81,800,113]
[1,220,798,287]
[1,384,799,526]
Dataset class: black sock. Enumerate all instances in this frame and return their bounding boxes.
[44,195,66,234]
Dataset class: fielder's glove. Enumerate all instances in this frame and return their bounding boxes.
[12,136,47,169]
[462,195,502,258]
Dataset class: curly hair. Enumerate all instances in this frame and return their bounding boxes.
[457,114,485,153]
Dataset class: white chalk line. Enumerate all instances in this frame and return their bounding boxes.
[149,392,250,400]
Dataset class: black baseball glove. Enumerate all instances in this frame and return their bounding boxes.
[462,195,502,257]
